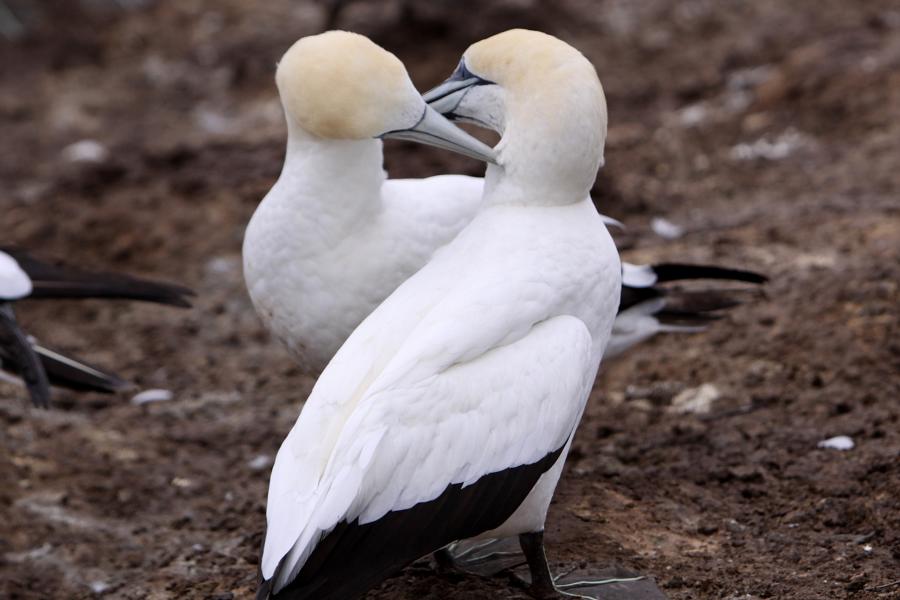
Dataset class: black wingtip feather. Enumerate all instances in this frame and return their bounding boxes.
[620,263,767,314]
[34,345,131,393]
[267,444,567,600]
[664,288,765,314]
[256,578,273,600]
[1,246,195,308]
[650,263,769,285]
[656,311,723,324]
[28,279,195,308]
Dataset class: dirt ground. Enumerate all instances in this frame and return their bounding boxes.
[1,1,898,598]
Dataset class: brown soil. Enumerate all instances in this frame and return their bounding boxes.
[1,1,898,599]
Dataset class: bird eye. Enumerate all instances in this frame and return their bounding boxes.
[449,60,474,81]
[449,60,494,86]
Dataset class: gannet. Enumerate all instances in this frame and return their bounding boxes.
[242,31,496,373]
[0,247,192,407]
[244,30,765,375]
[258,29,620,599]
[0,249,46,405]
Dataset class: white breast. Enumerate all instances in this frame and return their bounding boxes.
[243,172,483,372]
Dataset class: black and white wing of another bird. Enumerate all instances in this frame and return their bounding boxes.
[0,249,49,407]
[607,262,767,358]
[0,247,193,408]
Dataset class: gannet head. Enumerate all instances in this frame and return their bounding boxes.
[423,29,607,203]
[276,31,496,163]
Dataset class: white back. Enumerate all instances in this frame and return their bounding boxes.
[262,200,620,590]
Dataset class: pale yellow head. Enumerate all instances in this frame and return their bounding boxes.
[276,31,422,139]
[465,29,602,99]
[463,29,607,163]
[425,30,608,204]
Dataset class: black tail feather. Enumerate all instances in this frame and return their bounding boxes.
[649,263,768,285]
[257,578,273,600]
[1,247,194,308]
[620,263,767,313]
[655,312,722,327]
[654,288,764,325]
[33,344,130,393]
[264,446,566,600]
[658,289,757,314]
[620,286,663,312]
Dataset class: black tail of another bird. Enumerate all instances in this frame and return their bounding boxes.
[647,263,768,285]
[620,263,767,313]
[609,263,768,359]
[32,344,129,393]
[652,288,756,323]
[1,247,194,308]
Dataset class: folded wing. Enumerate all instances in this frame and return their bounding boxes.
[261,315,595,600]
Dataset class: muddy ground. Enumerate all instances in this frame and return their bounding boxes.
[1,1,898,598]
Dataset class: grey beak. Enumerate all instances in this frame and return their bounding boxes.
[382,105,496,164]
[422,77,481,117]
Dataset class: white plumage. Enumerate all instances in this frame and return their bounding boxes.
[243,33,704,374]
[258,29,620,600]
[263,202,620,595]
[243,31,495,373]
[621,262,659,288]
[0,250,32,300]
[245,152,664,373]
[244,158,486,371]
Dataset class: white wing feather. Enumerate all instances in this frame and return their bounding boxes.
[264,315,594,590]
[261,202,620,590]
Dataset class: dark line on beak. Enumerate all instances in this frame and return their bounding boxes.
[380,106,428,139]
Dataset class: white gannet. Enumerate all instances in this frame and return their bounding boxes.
[258,29,620,600]
[0,247,193,407]
[244,31,765,376]
[242,31,495,373]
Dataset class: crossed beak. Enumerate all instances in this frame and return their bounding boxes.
[421,76,483,118]
[381,104,496,164]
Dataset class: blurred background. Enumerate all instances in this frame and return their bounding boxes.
[1,1,898,598]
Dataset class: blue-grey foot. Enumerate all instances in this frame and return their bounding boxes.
[518,532,667,600]
[433,538,526,576]
[437,533,666,599]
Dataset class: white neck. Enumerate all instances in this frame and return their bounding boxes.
[266,117,386,245]
[481,77,606,208]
